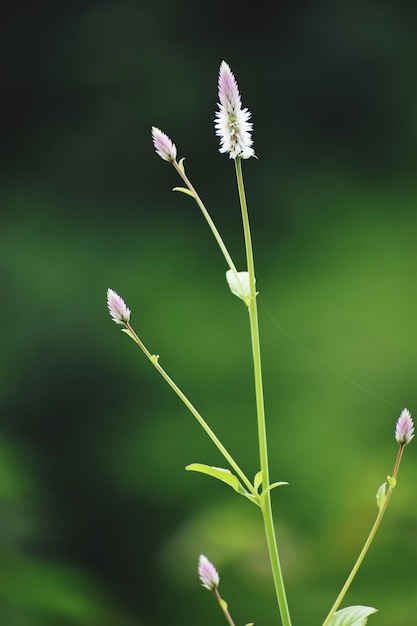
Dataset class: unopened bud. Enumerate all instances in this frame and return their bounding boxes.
[395,408,414,446]
[198,554,220,591]
[152,126,177,162]
[107,288,131,325]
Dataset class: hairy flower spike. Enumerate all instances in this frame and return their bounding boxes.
[395,408,414,445]
[107,288,131,325]
[215,60,255,159]
[198,554,220,591]
[152,126,177,162]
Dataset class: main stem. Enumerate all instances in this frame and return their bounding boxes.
[235,158,292,626]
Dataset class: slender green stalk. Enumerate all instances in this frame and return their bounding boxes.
[321,444,406,626]
[124,322,256,496]
[235,158,292,626]
[172,161,246,295]
[322,497,390,626]
[213,587,236,626]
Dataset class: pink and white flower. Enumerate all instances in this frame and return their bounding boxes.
[152,126,177,162]
[107,288,131,325]
[395,408,414,446]
[215,61,255,159]
[198,554,220,590]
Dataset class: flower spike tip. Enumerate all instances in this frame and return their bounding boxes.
[215,60,255,159]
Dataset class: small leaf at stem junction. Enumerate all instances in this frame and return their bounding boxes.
[173,186,194,197]
[326,605,378,626]
[254,470,263,492]
[185,464,259,506]
[376,482,387,510]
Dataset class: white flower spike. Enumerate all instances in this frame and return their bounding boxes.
[215,61,255,159]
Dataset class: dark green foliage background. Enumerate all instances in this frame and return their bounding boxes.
[1,1,416,625]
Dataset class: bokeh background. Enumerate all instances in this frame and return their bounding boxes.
[1,1,416,625]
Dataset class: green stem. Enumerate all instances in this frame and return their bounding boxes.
[213,587,236,626]
[321,497,390,626]
[125,322,256,497]
[321,445,405,626]
[172,161,246,296]
[235,158,292,626]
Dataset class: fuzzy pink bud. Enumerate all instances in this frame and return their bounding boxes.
[395,408,414,445]
[107,288,131,325]
[152,126,177,162]
[198,554,220,591]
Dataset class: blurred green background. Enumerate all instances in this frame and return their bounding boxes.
[1,1,416,625]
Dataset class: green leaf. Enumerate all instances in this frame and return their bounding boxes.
[326,605,378,626]
[254,470,263,492]
[172,186,194,197]
[376,481,387,510]
[387,475,396,489]
[185,464,260,506]
[121,328,136,342]
[185,464,244,494]
[260,481,289,500]
[185,463,260,506]
[178,157,186,173]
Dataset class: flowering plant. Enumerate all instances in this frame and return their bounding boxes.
[107,61,414,626]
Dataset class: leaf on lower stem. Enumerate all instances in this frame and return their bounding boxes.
[254,470,263,492]
[185,464,258,504]
[260,481,289,501]
[121,328,136,342]
[326,605,378,626]
[376,481,387,510]
[173,187,194,197]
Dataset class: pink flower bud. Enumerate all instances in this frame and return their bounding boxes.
[395,408,414,445]
[107,288,131,325]
[152,126,177,162]
[198,554,220,590]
